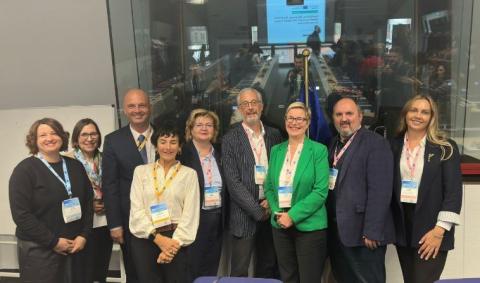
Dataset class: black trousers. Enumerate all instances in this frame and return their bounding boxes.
[272,227,327,283]
[230,220,279,278]
[17,238,85,283]
[328,224,387,283]
[84,226,113,283]
[188,210,223,281]
[119,226,139,283]
[396,246,448,283]
[130,231,189,283]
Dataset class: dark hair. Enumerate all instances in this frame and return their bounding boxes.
[294,53,304,60]
[71,118,102,150]
[26,118,69,154]
[151,119,184,146]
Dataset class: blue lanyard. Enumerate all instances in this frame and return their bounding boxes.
[36,154,73,198]
[74,149,102,187]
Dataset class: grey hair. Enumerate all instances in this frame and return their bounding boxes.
[236,88,263,106]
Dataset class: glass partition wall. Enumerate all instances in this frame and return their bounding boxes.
[108,0,479,163]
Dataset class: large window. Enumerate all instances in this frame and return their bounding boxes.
[108,0,479,165]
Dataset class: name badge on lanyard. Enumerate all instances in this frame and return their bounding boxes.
[62,198,82,223]
[329,168,338,190]
[150,203,172,228]
[204,186,221,209]
[255,165,266,185]
[400,180,419,203]
[37,155,82,223]
[278,186,293,208]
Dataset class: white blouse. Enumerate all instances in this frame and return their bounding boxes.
[129,162,200,246]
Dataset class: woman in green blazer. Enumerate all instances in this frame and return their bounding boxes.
[264,102,329,283]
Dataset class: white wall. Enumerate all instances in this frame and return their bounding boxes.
[0,0,116,109]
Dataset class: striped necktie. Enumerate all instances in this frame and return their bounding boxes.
[137,134,148,164]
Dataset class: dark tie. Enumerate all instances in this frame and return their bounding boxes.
[138,134,148,164]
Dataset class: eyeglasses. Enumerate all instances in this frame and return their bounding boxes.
[239,100,261,109]
[194,123,214,129]
[285,116,308,123]
[80,132,99,139]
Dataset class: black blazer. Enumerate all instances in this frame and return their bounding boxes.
[102,125,145,230]
[390,136,463,251]
[178,141,228,228]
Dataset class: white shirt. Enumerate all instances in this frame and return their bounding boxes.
[279,143,303,187]
[129,162,200,246]
[242,122,268,168]
[130,125,156,164]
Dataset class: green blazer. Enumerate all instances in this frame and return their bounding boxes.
[264,137,329,231]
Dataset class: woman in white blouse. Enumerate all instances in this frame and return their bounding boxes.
[129,120,200,283]
[391,95,462,283]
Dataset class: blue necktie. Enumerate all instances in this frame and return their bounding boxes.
[138,134,148,164]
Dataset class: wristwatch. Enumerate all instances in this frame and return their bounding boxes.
[148,229,158,241]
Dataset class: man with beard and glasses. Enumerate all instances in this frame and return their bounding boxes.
[222,88,283,278]
[327,98,395,283]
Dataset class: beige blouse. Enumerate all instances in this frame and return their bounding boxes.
[129,162,200,246]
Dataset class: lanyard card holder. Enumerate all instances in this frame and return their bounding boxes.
[278,186,293,208]
[203,186,221,209]
[255,165,266,185]
[62,197,82,223]
[150,202,172,228]
[400,180,419,204]
[329,168,338,190]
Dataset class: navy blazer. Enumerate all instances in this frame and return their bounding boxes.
[222,123,284,238]
[102,125,145,230]
[328,128,395,247]
[390,136,462,251]
[178,141,228,228]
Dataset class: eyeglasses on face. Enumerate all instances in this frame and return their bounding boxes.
[80,132,99,139]
[194,123,214,129]
[285,116,308,123]
[239,100,261,109]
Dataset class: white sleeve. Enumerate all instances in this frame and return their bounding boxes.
[129,166,155,239]
[172,170,200,246]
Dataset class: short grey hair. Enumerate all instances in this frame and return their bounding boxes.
[237,88,263,106]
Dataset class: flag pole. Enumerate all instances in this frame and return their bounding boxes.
[302,48,311,137]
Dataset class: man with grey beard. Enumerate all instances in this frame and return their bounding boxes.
[222,88,283,278]
[327,98,395,283]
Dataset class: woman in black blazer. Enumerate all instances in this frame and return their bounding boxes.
[178,108,226,281]
[391,95,462,283]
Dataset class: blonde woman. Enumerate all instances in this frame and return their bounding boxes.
[264,102,329,283]
[178,109,225,280]
[391,95,462,283]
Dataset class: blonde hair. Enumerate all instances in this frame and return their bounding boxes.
[185,108,220,143]
[397,95,453,160]
[285,102,311,124]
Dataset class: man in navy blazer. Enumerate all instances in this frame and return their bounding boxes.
[222,88,283,278]
[327,98,395,283]
[102,89,155,283]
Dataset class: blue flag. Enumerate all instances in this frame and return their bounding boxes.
[298,85,332,145]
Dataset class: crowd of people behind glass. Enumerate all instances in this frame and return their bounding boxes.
[329,31,454,136]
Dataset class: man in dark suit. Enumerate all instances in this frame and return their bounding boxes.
[102,88,155,282]
[222,88,283,278]
[327,97,395,283]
